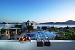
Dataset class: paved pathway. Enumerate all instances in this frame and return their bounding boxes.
[0,40,75,50]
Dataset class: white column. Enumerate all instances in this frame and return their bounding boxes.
[8,30,10,39]
[16,29,17,34]
[6,30,8,36]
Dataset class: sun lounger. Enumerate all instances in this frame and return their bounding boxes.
[37,40,43,47]
[44,40,51,46]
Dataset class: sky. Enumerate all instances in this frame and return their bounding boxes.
[0,0,75,23]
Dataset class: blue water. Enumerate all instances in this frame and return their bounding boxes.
[0,24,6,28]
[37,24,75,28]
[25,31,56,38]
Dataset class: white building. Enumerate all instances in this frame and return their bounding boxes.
[22,20,37,29]
[5,24,15,28]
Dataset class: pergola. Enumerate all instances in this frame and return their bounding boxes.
[5,28,21,39]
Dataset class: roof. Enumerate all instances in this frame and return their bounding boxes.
[4,28,21,30]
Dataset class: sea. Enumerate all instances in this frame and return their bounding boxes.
[0,24,75,29]
[0,24,6,28]
[36,24,75,28]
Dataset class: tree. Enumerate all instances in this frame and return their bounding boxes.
[41,26,47,30]
[15,25,22,28]
[37,26,40,30]
[26,20,33,33]
[51,26,54,28]
[65,26,69,29]
[1,28,5,34]
[27,25,33,33]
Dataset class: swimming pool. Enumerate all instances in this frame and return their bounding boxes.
[25,31,56,39]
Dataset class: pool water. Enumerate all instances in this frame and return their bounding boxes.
[25,31,56,38]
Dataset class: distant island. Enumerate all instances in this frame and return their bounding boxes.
[0,22,22,24]
[39,20,75,25]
